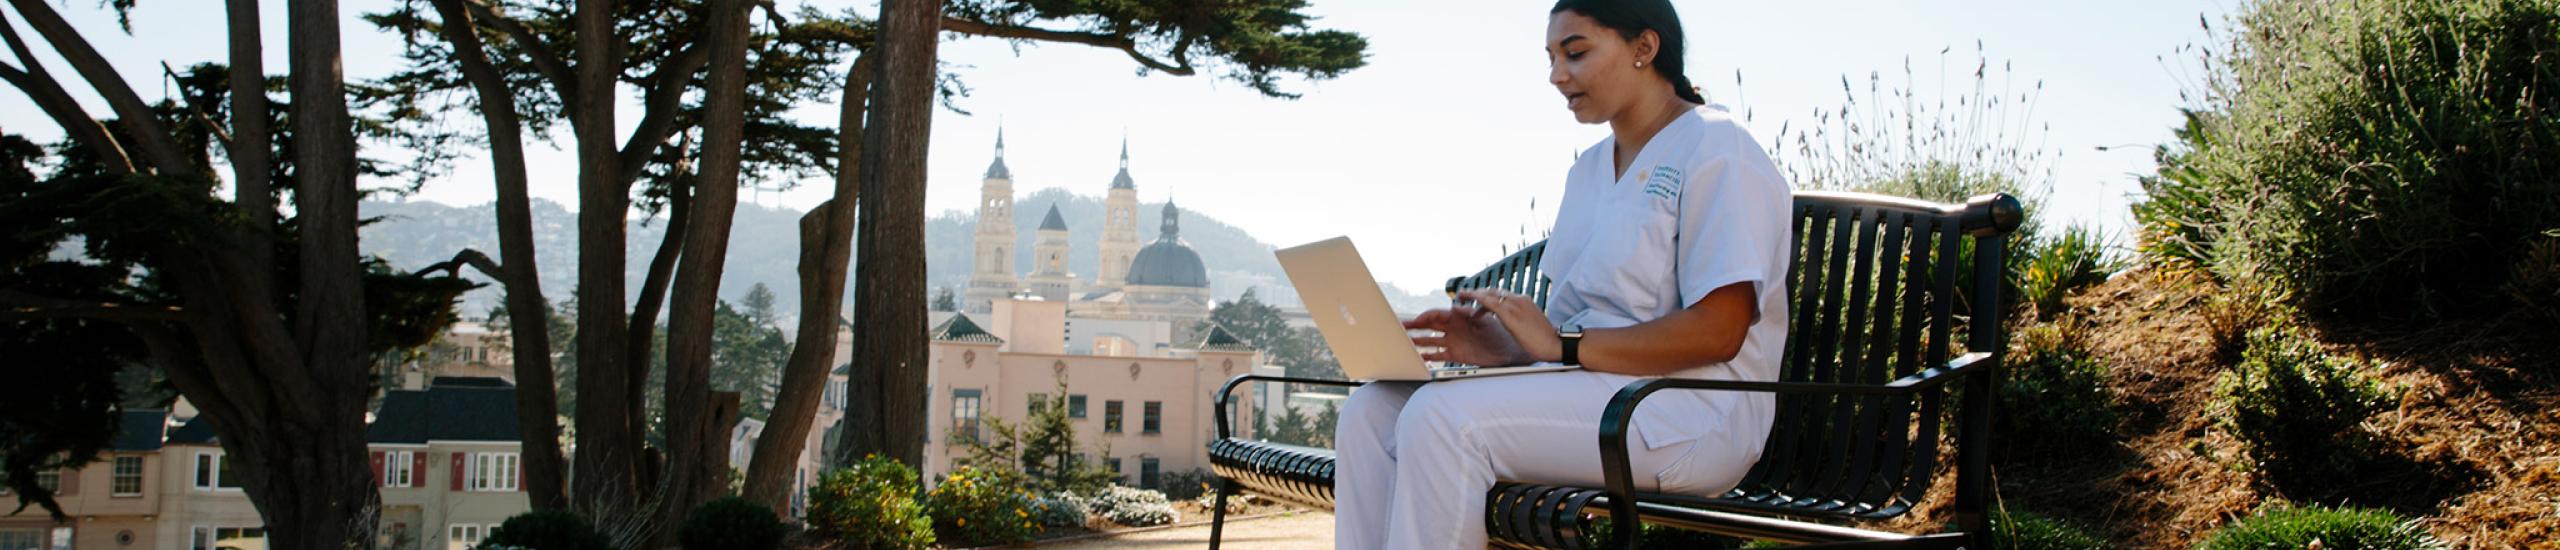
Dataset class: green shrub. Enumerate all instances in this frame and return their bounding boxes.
[1030,491,1092,528]
[2217,327,2396,486]
[1996,328,2119,459]
[1087,486,1179,527]
[2016,224,2119,320]
[805,455,934,550]
[2199,281,2285,365]
[678,496,785,550]
[923,465,1040,547]
[1157,468,1218,501]
[478,509,612,550]
[2137,0,2560,329]
[1988,510,2104,550]
[2198,504,2445,550]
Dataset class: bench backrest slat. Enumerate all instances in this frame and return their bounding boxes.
[1820,208,1899,503]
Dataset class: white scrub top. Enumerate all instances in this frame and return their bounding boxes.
[1539,105,1792,450]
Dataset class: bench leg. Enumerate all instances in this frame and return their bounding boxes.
[1208,478,1235,550]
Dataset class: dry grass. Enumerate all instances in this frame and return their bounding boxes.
[1863,268,2557,548]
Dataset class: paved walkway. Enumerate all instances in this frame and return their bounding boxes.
[1037,510,1334,549]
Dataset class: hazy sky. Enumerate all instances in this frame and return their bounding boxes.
[1,0,2233,294]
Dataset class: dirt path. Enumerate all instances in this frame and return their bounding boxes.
[1034,510,1334,549]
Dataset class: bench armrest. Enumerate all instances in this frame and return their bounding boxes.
[1593,352,1995,544]
[1211,374,1365,440]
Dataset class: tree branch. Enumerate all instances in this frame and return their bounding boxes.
[159,62,237,152]
[460,0,576,106]
[0,10,132,175]
[628,137,694,358]
[415,249,507,281]
[616,42,712,187]
[224,0,274,307]
[5,0,195,174]
[938,17,1194,76]
[752,0,788,31]
[0,290,183,322]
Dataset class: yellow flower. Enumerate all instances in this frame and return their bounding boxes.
[957,517,967,527]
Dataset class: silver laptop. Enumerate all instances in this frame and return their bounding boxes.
[1276,237,1578,382]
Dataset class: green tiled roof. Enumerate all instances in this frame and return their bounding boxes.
[1192,322,1256,352]
[930,313,1005,344]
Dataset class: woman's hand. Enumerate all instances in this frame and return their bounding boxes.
[1403,289,1560,366]
[1460,289,1563,363]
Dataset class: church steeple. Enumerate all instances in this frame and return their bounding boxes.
[1097,135,1143,290]
[1159,201,1182,241]
[965,125,1019,313]
[1028,203,1075,300]
[984,126,1012,180]
[1110,135,1136,190]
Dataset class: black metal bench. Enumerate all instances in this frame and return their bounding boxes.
[1206,191,2025,549]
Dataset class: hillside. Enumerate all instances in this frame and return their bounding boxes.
[1859,268,2558,547]
[358,192,1446,318]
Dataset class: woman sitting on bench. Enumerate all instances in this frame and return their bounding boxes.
[1336,1,1793,548]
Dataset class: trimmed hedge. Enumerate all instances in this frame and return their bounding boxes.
[478,509,612,550]
[678,496,785,550]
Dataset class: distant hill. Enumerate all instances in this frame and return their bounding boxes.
[358,193,1445,319]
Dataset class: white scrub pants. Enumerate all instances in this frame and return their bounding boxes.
[1333,370,1756,550]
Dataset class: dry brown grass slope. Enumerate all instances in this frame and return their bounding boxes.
[1870,268,2555,548]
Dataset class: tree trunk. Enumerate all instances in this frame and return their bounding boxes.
[842,0,942,469]
[657,0,753,535]
[428,0,568,511]
[279,0,378,547]
[568,0,647,533]
[743,50,874,511]
[3,1,390,546]
[225,0,271,297]
[627,136,693,403]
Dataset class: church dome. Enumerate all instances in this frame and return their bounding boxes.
[1128,242,1208,288]
[1126,202,1208,288]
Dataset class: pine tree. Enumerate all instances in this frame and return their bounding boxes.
[956,377,1115,495]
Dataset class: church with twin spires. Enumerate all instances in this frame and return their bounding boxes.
[961,130,1217,346]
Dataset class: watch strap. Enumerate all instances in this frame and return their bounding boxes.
[1559,330,1582,365]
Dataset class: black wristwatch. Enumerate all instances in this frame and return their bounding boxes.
[1558,322,1584,365]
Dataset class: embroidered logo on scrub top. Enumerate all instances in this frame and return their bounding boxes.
[1642,166,1683,201]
